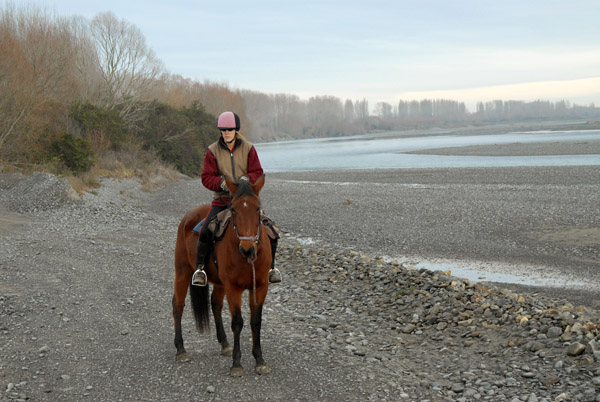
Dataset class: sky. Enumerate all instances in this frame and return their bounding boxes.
[9,0,600,111]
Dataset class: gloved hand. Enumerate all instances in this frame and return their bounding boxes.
[220,179,230,193]
[239,175,249,182]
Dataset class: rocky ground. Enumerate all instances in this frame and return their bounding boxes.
[1,163,600,401]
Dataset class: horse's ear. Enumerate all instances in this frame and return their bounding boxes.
[251,174,265,195]
[225,176,238,196]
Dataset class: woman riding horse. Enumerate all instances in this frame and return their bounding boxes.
[172,174,274,374]
[192,111,282,287]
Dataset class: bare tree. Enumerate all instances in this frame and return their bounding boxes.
[354,98,369,121]
[0,4,79,157]
[375,102,393,119]
[69,15,104,104]
[0,10,29,153]
[89,11,164,125]
[344,99,355,122]
[239,90,278,140]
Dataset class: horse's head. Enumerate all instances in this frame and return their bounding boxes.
[226,175,266,260]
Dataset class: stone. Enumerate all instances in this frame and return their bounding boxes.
[586,339,599,354]
[547,326,563,338]
[530,342,545,352]
[567,342,586,356]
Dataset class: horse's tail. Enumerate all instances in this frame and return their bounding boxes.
[189,283,210,333]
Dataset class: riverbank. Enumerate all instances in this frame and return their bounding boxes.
[1,170,600,401]
[409,140,600,156]
[263,165,600,309]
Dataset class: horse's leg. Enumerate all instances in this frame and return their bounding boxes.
[210,285,232,356]
[173,264,192,362]
[250,285,271,374]
[227,288,245,376]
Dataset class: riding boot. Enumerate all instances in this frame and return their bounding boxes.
[268,238,282,284]
[192,240,209,287]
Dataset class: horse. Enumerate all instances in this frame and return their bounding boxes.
[172,174,273,376]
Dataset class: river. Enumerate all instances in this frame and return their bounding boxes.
[255,127,600,291]
[255,129,600,171]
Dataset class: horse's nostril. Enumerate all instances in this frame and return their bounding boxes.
[239,243,256,258]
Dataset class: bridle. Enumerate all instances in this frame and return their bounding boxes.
[231,207,262,244]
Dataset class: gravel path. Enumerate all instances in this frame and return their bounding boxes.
[1,167,600,401]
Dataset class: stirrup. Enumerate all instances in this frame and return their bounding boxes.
[268,268,282,284]
[192,269,207,287]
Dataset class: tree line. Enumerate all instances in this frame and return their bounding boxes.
[1,4,599,177]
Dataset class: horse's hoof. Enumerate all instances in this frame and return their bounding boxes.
[221,345,233,356]
[176,352,191,362]
[230,366,244,377]
[255,364,271,375]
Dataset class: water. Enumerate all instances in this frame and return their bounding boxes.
[413,261,588,289]
[255,129,600,172]
[260,129,600,290]
[294,236,590,290]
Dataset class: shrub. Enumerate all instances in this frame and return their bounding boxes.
[69,103,129,149]
[137,101,216,176]
[50,132,95,174]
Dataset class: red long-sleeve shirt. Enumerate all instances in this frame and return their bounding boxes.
[201,136,264,207]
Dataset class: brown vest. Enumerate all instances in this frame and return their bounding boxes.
[208,135,254,200]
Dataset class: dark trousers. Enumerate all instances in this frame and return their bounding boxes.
[198,205,227,244]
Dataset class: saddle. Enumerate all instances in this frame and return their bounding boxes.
[192,208,280,242]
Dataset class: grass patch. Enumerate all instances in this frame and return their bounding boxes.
[394,288,412,298]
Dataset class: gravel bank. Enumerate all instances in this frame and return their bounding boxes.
[408,140,600,156]
[264,165,600,308]
[1,168,600,401]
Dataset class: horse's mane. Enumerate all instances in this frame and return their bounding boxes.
[233,179,256,200]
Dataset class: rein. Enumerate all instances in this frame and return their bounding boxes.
[248,256,257,306]
[231,206,263,306]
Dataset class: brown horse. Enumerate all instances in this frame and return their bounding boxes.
[172,175,272,376]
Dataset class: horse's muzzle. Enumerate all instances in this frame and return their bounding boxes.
[239,241,257,260]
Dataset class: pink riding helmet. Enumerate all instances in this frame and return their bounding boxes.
[217,111,241,130]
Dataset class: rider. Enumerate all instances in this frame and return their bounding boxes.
[191,111,282,287]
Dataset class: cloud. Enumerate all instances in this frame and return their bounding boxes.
[397,77,600,107]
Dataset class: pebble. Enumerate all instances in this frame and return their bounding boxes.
[567,342,586,356]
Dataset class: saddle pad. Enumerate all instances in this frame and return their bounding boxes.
[192,219,205,235]
[193,209,280,241]
[208,208,233,240]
